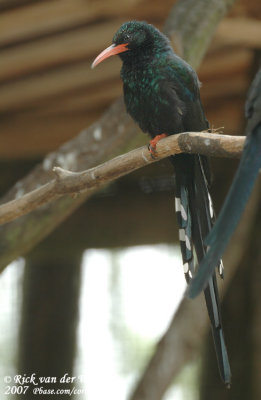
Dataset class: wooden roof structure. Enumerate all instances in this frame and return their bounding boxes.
[0,0,261,160]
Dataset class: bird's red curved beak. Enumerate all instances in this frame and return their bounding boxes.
[91,43,129,69]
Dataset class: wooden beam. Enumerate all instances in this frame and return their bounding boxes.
[0,0,133,46]
[199,48,253,80]
[0,58,120,112]
[0,0,171,47]
[214,17,261,49]
[0,20,121,82]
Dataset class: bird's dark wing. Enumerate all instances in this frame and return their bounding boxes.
[189,67,261,298]
[159,54,210,129]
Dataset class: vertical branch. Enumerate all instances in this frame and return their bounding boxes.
[164,0,237,67]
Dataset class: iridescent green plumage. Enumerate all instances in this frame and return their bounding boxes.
[114,21,207,136]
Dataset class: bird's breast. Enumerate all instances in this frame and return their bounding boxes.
[123,78,162,134]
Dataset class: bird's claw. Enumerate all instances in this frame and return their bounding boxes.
[148,143,158,159]
[148,133,168,159]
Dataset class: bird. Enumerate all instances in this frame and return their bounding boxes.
[92,20,231,385]
[188,67,261,298]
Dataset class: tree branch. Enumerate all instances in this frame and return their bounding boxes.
[0,131,244,225]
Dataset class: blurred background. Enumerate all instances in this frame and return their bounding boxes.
[0,0,261,399]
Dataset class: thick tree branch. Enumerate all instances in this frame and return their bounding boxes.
[0,132,244,225]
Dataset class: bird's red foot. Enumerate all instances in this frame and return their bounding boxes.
[148,134,168,158]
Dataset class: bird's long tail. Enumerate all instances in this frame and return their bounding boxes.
[171,154,231,386]
[188,128,261,299]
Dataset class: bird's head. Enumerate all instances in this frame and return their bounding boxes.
[91,21,170,68]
